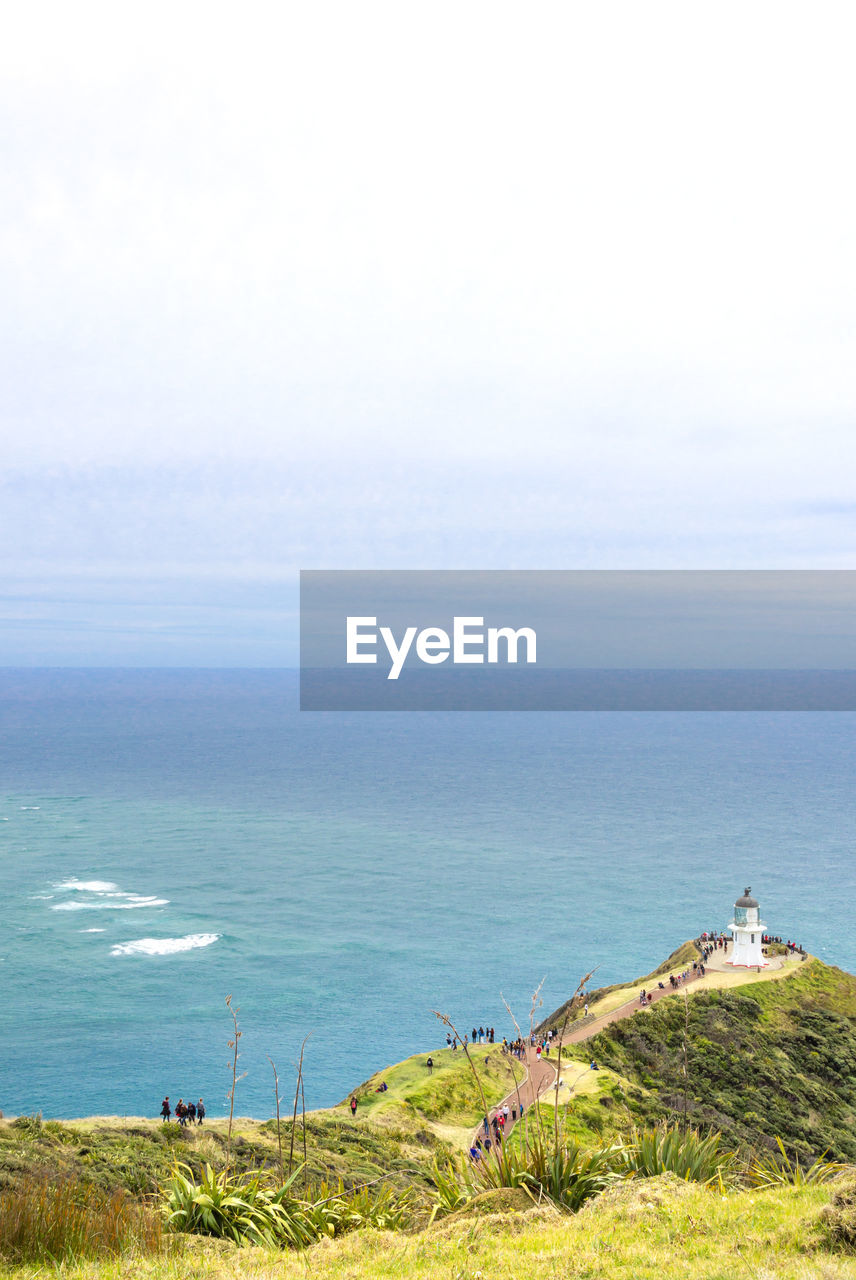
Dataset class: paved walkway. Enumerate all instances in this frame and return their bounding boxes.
[561,938,789,1044]
[474,1046,557,1147]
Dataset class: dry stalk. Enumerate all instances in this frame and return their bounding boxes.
[266,1055,284,1183]
[500,991,532,1149]
[289,1033,312,1177]
[300,1063,308,1191]
[550,967,599,1145]
[682,988,690,1128]
[430,1009,493,1147]
[224,995,247,1174]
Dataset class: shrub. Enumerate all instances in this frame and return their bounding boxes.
[820,1172,856,1250]
[164,1162,414,1248]
[429,1158,475,1222]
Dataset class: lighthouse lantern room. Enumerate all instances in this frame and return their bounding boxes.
[727,887,768,967]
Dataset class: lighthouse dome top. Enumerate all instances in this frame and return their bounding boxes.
[735,888,759,909]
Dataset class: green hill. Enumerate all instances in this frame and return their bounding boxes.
[566,958,856,1162]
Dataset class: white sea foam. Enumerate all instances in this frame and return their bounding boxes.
[55,879,120,893]
[80,928,105,933]
[50,879,169,910]
[52,897,169,911]
[111,934,220,957]
[20,806,40,810]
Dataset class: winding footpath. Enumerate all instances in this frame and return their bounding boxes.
[477,940,796,1145]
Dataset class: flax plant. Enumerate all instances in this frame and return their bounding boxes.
[747,1136,845,1187]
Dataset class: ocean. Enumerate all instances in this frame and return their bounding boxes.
[2,669,854,1119]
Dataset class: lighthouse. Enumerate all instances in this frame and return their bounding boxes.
[727,887,768,968]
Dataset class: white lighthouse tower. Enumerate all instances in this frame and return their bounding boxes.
[727,887,768,968]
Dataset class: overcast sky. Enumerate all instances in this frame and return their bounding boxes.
[2,3,855,664]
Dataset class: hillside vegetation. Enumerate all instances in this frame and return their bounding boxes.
[567,959,856,1162]
[5,955,856,1277]
[538,940,702,1032]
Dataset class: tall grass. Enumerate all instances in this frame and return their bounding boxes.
[430,1122,742,1223]
[0,1174,164,1265]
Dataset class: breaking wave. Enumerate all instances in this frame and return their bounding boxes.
[110,934,220,958]
[50,878,169,910]
[56,879,120,893]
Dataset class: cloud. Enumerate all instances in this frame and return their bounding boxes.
[2,5,855,660]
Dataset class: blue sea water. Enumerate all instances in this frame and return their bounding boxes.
[1,669,854,1119]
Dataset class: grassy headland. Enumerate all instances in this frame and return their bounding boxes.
[5,949,856,1277]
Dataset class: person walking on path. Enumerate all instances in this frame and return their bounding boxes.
[197,1098,205,1125]
[426,1056,434,1074]
[350,1095,358,1117]
[160,1097,170,1121]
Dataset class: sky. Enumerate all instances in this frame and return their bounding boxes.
[2,2,856,664]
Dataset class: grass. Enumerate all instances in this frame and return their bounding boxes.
[4,1177,856,1278]
[344,1044,520,1128]
[0,1174,165,1266]
[0,1112,447,1203]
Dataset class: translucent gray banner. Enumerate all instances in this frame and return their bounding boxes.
[300,571,856,710]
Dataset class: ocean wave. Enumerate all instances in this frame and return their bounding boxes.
[50,879,169,911]
[55,879,120,894]
[110,934,220,957]
[80,928,106,933]
[52,897,169,911]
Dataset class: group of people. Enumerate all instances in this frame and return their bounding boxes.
[641,960,707,1005]
[763,935,806,954]
[501,1037,528,1060]
[467,1100,526,1159]
[444,1025,496,1050]
[160,1096,205,1125]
